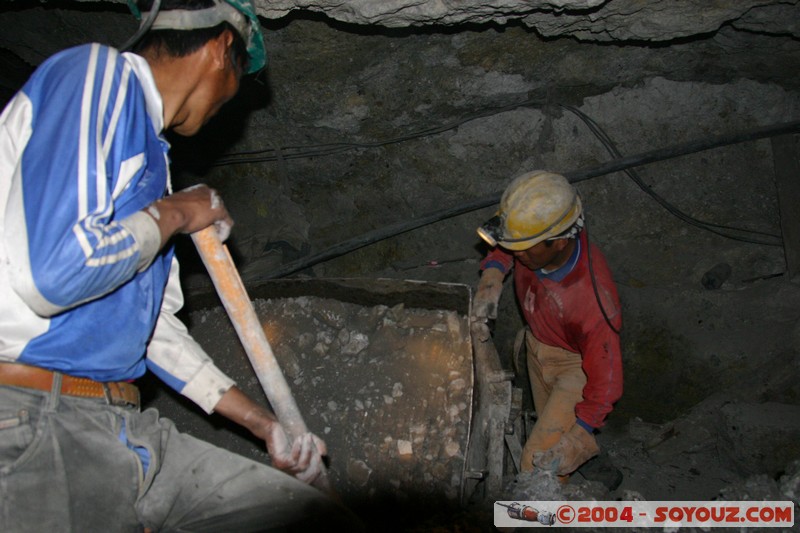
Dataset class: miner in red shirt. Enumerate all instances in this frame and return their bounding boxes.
[472,170,623,480]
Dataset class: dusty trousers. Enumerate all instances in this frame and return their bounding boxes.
[519,329,586,472]
[0,381,355,532]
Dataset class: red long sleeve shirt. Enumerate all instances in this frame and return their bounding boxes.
[481,231,623,428]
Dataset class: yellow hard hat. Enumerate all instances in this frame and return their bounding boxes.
[478,170,582,251]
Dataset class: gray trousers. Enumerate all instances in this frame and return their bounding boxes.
[0,382,354,532]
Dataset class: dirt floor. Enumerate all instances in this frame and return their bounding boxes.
[140,277,800,532]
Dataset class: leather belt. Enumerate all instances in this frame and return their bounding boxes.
[0,362,140,409]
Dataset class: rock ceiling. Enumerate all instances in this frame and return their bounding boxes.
[255,0,800,41]
[1,0,799,69]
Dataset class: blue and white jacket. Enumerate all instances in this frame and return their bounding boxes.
[0,44,233,413]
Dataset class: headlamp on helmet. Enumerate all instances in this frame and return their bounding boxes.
[477,215,502,248]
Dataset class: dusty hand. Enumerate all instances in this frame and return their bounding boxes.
[471,268,505,341]
[213,388,327,484]
[149,184,234,242]
[533,422,600,476]
[266,424,328,484]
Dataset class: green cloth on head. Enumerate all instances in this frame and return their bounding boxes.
[126,0,266,74]
[224,0,266,73]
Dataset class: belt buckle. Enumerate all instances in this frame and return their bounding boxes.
[102,382,139,409]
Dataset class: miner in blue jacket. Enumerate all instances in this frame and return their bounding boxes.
[0,1,352,530]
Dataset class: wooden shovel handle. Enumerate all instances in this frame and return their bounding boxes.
[191,226,333,494]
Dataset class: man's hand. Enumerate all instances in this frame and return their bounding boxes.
[533,422,600,476]
[264,424,328,484]
[145,184,234,246]
[213,386,328,484]
[471,267,505,341]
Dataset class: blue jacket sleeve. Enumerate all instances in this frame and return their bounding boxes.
[5,44,164,317]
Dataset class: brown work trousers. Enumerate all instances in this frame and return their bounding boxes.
[519,329,587,472]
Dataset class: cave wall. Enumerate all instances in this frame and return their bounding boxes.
[167,16,800,284]
[1,0,800,430]
[163,12,800,430]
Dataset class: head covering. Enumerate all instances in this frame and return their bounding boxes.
[127,0,266,74]
[478,170,583,251]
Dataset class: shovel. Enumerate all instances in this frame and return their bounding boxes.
[191,226,334,495]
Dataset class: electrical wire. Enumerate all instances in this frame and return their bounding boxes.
[120,0,162,52]
[560,105,783,247]
[248,118,800,281]
[582,220,621,335]
[213,98,546,166]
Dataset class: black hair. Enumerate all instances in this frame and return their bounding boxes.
[132,0,248,71]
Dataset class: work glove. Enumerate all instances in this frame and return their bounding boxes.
[471,267,505,341]
[267,423,328,484]
[533,422,600,476]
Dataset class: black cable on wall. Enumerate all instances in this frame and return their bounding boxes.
[247,119,799,281]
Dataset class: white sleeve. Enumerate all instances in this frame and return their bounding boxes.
[146,257,235,414]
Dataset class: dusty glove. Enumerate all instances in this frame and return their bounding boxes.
[533,422,600,476]
[471,268,505,341]
[473,267,505,320]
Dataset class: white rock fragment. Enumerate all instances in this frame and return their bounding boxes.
[392,382,404,398]
[446,313,461,335]
[342,331,370,354]
[317,330,334,344]
[444,441,460,457]
[397,439,413,456]
[449,378,466,391]
[312,342,329,356]
[314,308,345,329]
